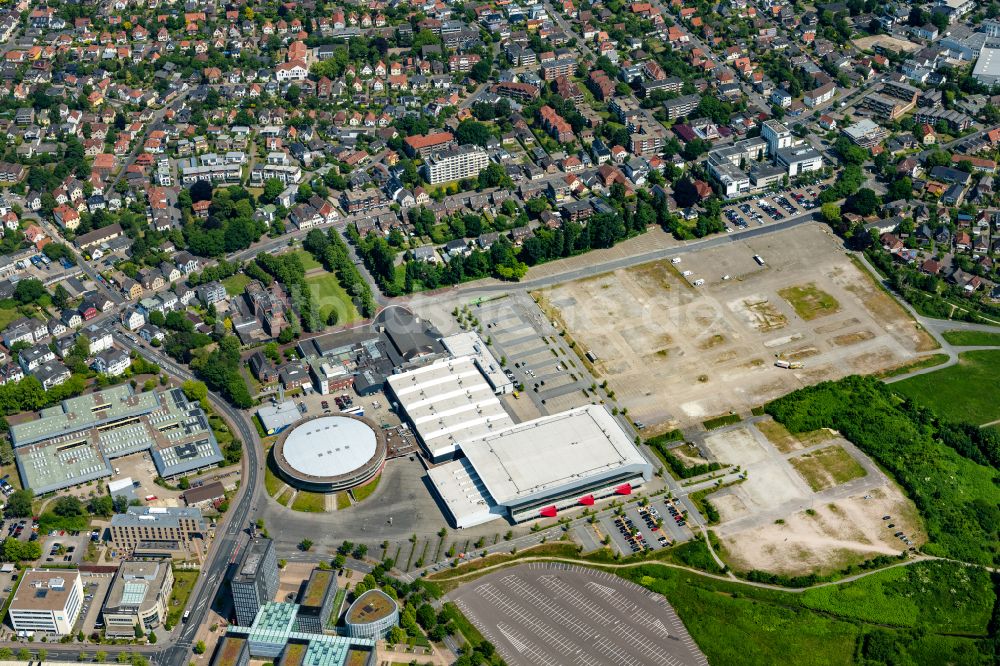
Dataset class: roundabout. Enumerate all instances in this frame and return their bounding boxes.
[272,413,387,492]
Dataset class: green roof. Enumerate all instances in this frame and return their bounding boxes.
[302,570,333,608]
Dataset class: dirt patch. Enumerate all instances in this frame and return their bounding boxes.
[734,296,788,332]
[720,484,925,576]
[699,334,726,349]
[778,283,841,321]
[671,442,711,466]
[841,260,938,352]
[789,445,868,491]
[831,330,876,347]
[781,346,820,361]
[814,317,861,335]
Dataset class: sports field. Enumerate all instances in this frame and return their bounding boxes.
[306,272,361,324]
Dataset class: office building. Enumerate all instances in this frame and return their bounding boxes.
[842,119,888,148]
[110,506,207,556]
[343,591,400,640]
[10,385,222,494]
[761,120,792,154]
[231,537,280,627]
[421,146,489,185]
[102,561,174,638]
[7,569,83,636]
[294,569,337,634]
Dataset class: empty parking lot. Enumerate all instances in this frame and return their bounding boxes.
[450,563,707,666]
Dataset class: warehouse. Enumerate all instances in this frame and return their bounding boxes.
[387,356,514,460]
[427,405,653,528]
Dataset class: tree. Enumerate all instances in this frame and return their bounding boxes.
[3,537,41,561]
[14,279,45,305]
[52,495,83,517]
[351,544,367,559]
[299,539,313,551]
[177,477,190,490]
[821,203,842,225]
[6,489,33,517]
[88,495,114,517]
[332,554,346,569]
[181,380,208,403]
[387,626,407,645]
[455,120,493,147]
[470,59,492,83]
[845,188,879,216]
[52,284,70,309]
[416,603,437,630]
[193,641,206,655]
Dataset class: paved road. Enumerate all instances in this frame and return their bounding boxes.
[113,331,264,664]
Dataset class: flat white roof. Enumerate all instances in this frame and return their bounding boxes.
[282,416,377,479]
[256,400,301,431]
[427,457,501,529]
[388,356,514,458]
[440,331,513,393]
[974,46,1000,79]
[460,405,649,505]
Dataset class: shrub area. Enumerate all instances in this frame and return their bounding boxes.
[766,376,1000,566]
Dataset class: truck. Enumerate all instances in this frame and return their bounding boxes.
[775,361,803,369]
[670,257,681,264]
[753,254,765,266]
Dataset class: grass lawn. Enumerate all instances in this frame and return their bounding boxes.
[167,570,198,625]
[893,350,1000,424]
[222,273,251,296]
[778,283,840,321]
[306,272,361,325]
[789,445,867,491]
[336,493,351,510]
[876,353,950,379]
[264,453,283,496]
[0,307,21,330]
[625,561,994,666]
[350,475,380,503]
[941,330,1000,346]
[293,250,323,271]
[291,490,327,512]
[276,488,293,506]
[702,413,741,430]
[755,419,799,453]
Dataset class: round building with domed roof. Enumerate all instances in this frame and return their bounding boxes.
[271,413,387,492]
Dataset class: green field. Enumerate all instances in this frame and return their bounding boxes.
[789,445,867,491]
[625,561,995,666]
[778,283,841,320]
[941,329,1000,346]
[893,350,1000,424]
[167,570,198,625]
[222,273,251,296]
[291,490,327,512]
[264,451,283,496]
[0,307,21,330]
[293,249,323,271]
[306,272,361,325]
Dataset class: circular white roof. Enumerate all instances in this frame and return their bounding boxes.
[282,416,378,479]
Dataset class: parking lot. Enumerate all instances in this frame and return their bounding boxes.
[475,292,596,421]
[598,499,695,556]
[722,186,818,231]
[74,572,114,636]
[450,563,707,666]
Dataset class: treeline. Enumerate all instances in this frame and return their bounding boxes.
[745,554,904,588]
[255,252,314,336]
[188,260,243,287]
[351,197,649,295]
[303,228,377,318]
[189,336,252,408]
[0,374,87,419]
[766,375,1000,566]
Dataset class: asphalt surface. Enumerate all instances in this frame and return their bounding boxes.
[449,563,708,666]
[113,332,263,664]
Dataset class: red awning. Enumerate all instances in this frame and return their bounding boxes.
[579,495,595,506]
[540,506,558,518]
[615,484,632,495]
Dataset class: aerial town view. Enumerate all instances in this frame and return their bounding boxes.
[0,0,995,664]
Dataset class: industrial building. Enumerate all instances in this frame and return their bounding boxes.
[387,356,514,461]
[10,385,223,494]
[230,537,280,627]
[256,400,302,435]
[428,405,653,528]
[101,561,174,638]
[7,569,84,636]
[842,119,889,148]
[973,45,1000,86]
[440,332,513,395]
